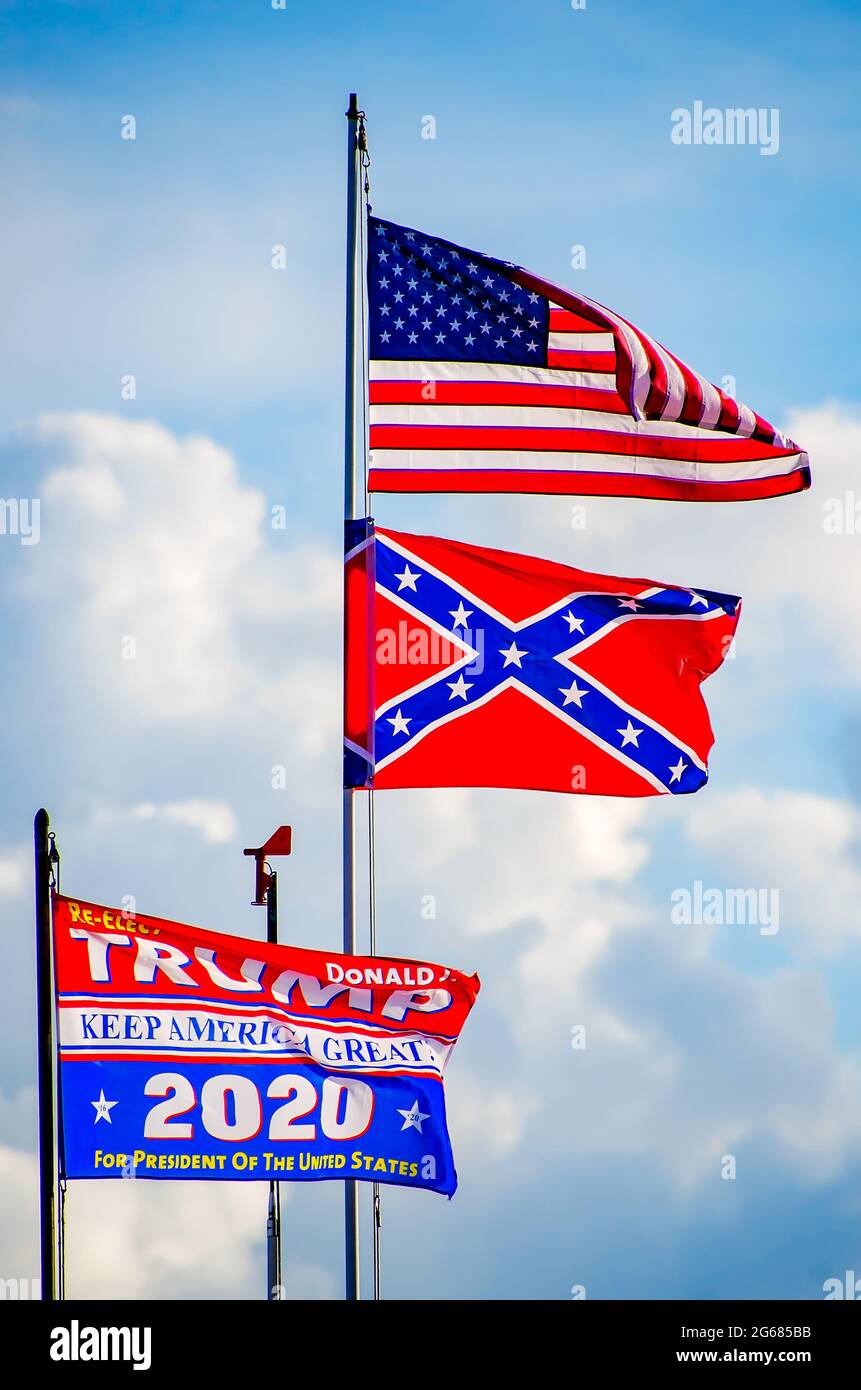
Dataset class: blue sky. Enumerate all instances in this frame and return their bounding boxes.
[1,0,861,1300]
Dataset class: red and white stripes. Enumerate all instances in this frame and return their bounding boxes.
[368,273,809,502]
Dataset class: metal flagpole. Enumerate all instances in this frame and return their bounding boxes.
[368,792,381,1299]
[246,822,293,1289]
[343,90,362,1302]
[350,96,382,1303]
[243,827,292,1298]
[266,870,282,1299]
[34,808,58,1300]
[49,828,66,1301]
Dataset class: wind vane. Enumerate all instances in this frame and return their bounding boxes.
[242,826,293,906]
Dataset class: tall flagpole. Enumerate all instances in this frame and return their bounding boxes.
[343,90,362,1303]
[34,808,57,1301]
[243,827,292,1299]
[265,870,282,1299]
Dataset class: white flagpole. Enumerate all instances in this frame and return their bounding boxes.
[342,90,362,1303]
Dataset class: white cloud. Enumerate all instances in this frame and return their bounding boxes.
[0,1146,38,1288]
[482,881,861,1188]
[376,789,651,940]
[374,775,861,1190]
[66,1180,336,1300]
[0,847,29,899]
[8,412,340,736]
[0,1137,336,1300]
[93,799,239,845]
[445,1071,538,1164]
[682,785,861,954]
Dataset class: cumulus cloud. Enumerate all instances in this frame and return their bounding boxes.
[67,1180,336,1300]
[4,412,341,747]
[682,785,861,954]
[446,1071,539,1164]
[0,1146,39,1290]
[0,847,29,898]
[520,930,861,1188]
[374,773,861,1191]
[376,789,651,937]
[92,799,239,845]
[0,1133,336,1299]
[65,1181,260,1300]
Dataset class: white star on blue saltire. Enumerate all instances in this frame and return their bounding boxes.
[499,640,527,668]
[563,611,585,634]
[387,709,412,737]
[397,1100,430,1133]
[669,757,688,783]
[559,679,589,708]
[92,1090,118,1124]
[447,673,473,701]
[617,719,643,748]
[689,592,709,608]
[617,597,642,612]
[450,600,473,628]
[394,564,421,592]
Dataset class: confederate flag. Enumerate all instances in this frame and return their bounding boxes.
[344,522,740,797]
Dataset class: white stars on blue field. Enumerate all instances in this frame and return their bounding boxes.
[369,216,549,364]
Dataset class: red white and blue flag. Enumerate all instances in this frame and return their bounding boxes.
[344,523,740,797]
[53,895,479,1197]
[367,216,810,502]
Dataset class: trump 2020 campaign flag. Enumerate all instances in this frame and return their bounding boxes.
[344,523,740,797]
[53,895,479,1197]
[367,216,810,502]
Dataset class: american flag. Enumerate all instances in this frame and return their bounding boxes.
[367,216,810,502]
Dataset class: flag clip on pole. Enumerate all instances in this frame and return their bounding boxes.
[343,90,363,1304]
[244,826,293,1300]
[34,808,58,1301]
